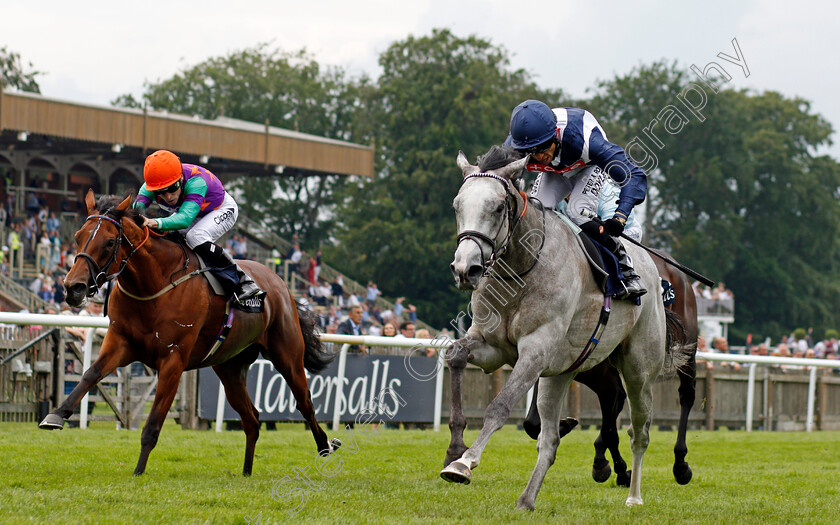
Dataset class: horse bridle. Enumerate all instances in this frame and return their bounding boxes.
[75,211,144,296]
[456,172,538,277]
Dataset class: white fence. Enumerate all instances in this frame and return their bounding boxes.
[1,312,837,433]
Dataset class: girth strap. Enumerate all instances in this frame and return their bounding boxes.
[562,296,611,374]
[202,300,236,363]
[116,268,211,301]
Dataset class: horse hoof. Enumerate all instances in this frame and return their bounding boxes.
[515,497,535,511]
[616,470,631,487]
[625,496,643,507]
[39,413,65,430]
[329,438,342,452]
[558,417,579,438]
[592,463,612,483]
[522,420,541,441]
[674,463,693,485]
[440,461,472,484]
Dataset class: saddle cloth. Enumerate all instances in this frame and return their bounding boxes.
[194,253,264,313]
[553,211,623,296]
[554,211,674,306]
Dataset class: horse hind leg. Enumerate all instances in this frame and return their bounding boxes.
[213,347,261,476]
[673,355,697,485]
[571,363,629,485]
[134,358,185,475]
[621,370,657,507]
[262,344,332,455]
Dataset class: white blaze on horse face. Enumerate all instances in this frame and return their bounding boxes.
[451,179,510,288]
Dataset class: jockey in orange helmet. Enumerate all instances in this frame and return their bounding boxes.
[133,150,265,303]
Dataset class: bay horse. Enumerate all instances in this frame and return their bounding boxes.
[522,250,698,487]
[39,190,338,476]
[441,146,690,509]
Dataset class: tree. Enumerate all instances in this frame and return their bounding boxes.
[113,44,373,246]
[327,29,565,327]
[587,61,840,341]
[0,46,41,93]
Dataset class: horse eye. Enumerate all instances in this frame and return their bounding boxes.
[105,239,116,248]
[495,203,505,214]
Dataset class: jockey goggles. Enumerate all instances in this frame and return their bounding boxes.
[521,137,555,155]
[153,179,182,196]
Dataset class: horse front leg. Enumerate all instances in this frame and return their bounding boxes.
[443,338,472,467]
[441,344,545,485]
[517,374,574,511]
[522,380,578,442]
[40,336,133,429]
[134,357,185,475]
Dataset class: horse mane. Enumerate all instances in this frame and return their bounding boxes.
[477,144,525,172]
[96,194,185,245]
[96,194,144,227]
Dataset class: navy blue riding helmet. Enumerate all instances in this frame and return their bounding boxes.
[508,100,557,151]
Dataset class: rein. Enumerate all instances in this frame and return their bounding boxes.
[77,212,202,301]
[456,172,545,280]
[76,212,151,295]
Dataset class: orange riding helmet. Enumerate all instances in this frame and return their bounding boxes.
[143,150,183,191]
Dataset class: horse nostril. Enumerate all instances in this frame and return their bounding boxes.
[466,265,483,280]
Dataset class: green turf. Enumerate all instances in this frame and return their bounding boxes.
[0,421,837,524]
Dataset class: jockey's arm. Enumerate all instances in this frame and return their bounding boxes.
[132,177,207,230]
[587,129,647,221]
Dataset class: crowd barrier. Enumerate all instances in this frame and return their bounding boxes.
[2,313,840,433]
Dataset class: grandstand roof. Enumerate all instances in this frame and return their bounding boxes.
[0,89,374,178]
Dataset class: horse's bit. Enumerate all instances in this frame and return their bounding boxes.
[75,211,137,296]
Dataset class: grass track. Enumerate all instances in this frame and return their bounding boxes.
[1,421,838,524]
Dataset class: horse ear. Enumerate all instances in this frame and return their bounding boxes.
[494,157,529,181]
[84,189,96,214]
[116,194,132,211]
[456,150,479,178]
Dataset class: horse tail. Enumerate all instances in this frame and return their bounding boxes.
[663,308,693,376]
[297,302,335,374]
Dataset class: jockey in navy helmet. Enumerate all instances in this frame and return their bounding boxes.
[506,100,647,300]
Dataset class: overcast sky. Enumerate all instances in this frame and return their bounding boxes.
[2,0,838,159]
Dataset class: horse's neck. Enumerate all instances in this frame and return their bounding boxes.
[496,198,552,276]
[477,202,588,314]
[118,237,192,294]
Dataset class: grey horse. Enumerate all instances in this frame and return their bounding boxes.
[440,146,689,509]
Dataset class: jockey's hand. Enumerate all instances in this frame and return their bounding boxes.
[603,217,626,237]
[141,217,159,230]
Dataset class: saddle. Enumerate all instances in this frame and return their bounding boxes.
[194,253,264,313]
[554,211,674,305]
[553,211,624,297]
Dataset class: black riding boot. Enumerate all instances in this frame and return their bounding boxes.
[613,241,646,300]
[194,242,266,303]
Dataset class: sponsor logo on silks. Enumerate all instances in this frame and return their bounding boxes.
[242,297,263,308]
[526,159,586,175]
[214,209,234,225]
[661,280,676,306]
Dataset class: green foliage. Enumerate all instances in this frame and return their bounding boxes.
[107,37,840,335]
[2,423,839,523]
[793,328,807,341]
[0,46,41,92]
[588,61,840,342]
[113,44,375,246]
[326,29,565,327]
[826,329,839,340]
